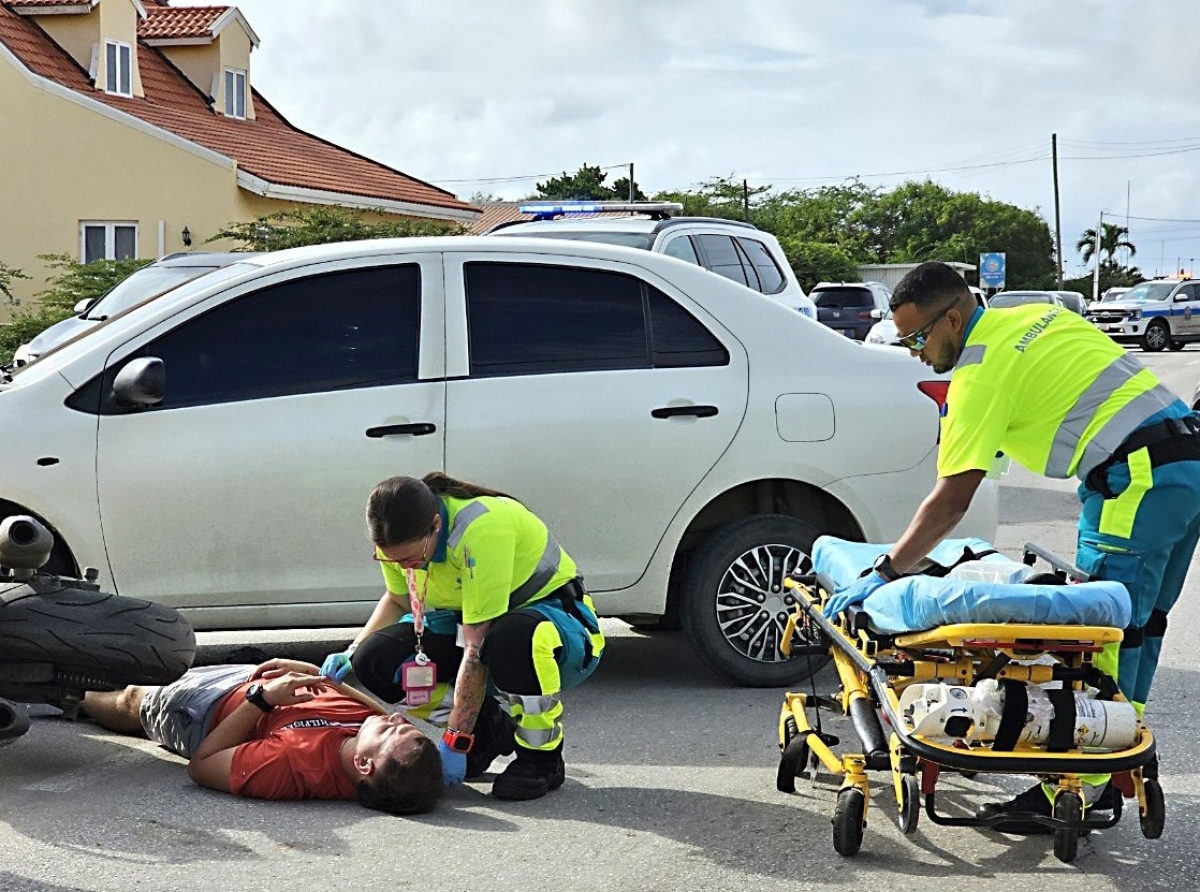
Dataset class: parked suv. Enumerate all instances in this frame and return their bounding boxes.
[489,203,817,318]
[811,281,892,340]
[0,236,997,686]
[1085,277,1200,351]
[12,252,253,366]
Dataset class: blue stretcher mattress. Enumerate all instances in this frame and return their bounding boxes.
[811,536,1132,635]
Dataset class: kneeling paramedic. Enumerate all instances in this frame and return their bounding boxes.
[321,473,605,801]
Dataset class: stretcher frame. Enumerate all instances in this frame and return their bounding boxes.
[775,544,1164,863]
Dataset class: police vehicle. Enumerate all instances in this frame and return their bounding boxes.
[1085,276,1200,351]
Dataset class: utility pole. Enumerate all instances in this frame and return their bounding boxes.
[1092,211,1104,303]
[1052,134,1064,289]
[742,179,750,222]
[628,162,635,202]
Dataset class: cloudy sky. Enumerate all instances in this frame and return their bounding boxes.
[181,0,1200,280]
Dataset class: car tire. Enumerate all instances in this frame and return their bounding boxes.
[1168,340,1185,351]
[682,514,830,687]
[0,577,195,703]
[1141,320,1169,352]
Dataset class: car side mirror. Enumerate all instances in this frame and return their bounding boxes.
[870,308,883,320]
[112,357,165,408]
[73,298,95,315]
[1175,293,1191,302]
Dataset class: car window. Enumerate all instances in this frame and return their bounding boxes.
[694,234,750,288]
[1178,283,1200,301]
[813,287,871,309]
[84,265,221,320]
[736,237,785,294]
[135,265,421,409]
[661,235,701,265]
[464,262,727,376]
[1123,282,1176,302]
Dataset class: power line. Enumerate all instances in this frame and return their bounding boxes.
[430,162,632,185]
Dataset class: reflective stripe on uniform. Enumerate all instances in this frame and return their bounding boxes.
[1099,447,1154,539]
[1071,382,1178,479]
[508,533,563,609]
[503,620,566,751]
[1044,353,1147,478]
[446,501,490,548]
[955,344,986,368]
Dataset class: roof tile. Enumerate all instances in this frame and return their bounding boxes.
[139,6,229,41]
[0,4,475,216]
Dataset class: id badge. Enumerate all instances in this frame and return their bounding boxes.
[401,660,437,706]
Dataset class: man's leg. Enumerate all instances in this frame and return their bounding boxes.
[79,687,153,735]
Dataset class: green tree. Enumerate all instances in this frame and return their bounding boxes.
[655,175,771,221]
[0,261,29,306]
[210,207,464,251]
[531,164,646,202]
[778,237,861,291]
[1075,222,1136,267]
[0,254,151,366]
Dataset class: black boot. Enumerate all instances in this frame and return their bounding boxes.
[976,783,1054,835]
[492,743,565,801]
[465,697,516,779]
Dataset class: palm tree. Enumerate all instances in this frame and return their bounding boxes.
[1076,222,1136,267]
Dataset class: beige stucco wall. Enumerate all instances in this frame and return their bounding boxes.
[159,23,255,119]
[157,42,220,102]
[33,11,99,75]
[0,54,440,320]
[216,22,255,119]
[34,0,145,98]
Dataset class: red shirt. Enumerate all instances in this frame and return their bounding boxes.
[210,683,378,801]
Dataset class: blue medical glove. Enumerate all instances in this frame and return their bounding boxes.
[319,651,353,682]
[823,571,889,619]
[437,740,468,787]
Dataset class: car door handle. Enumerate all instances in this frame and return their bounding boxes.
[365,422,438,438]
[651,405,719,419]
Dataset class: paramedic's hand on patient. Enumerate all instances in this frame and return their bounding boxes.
[319,651,354,682]
[823,571,888,618]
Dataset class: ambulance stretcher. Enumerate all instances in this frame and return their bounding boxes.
[775,537,1164,863]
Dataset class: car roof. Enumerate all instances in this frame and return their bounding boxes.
[152,251,261,268]
[490,215,760,236]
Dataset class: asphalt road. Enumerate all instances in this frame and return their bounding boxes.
[1,349,1198,892]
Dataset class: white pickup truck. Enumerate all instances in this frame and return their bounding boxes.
[1085,277,1200,351]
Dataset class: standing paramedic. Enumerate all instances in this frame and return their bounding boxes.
[320,473,605,801]
[824,261,1200,832]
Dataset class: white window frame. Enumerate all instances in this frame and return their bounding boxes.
[80,222,138,264]
[224,68,247,119]
[104,39,132,96]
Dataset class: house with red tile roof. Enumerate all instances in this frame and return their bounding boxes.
[0,0,479,312]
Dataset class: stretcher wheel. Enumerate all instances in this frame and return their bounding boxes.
[897,775,920,835]
[776,735,810,794]
[1140,778,1165,839]
[1053,793,1082,863]
[832,787,866,856]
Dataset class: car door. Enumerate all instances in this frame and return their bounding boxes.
[93,257,446,624]
[441,251,748,594]
[1175,282,1200,336]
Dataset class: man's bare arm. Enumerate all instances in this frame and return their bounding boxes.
[888,470,986,572]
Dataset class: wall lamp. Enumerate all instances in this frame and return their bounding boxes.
[181,226,192,247]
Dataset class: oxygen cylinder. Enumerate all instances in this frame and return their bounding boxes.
[898,679,1138,750]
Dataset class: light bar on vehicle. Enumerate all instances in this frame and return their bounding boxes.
[518,201,683,216]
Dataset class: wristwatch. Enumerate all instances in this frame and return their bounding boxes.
[872,553,902,582]
[442,728,475,753]
[245,683,273,712]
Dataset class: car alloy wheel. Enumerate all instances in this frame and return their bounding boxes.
[683,514,830,686]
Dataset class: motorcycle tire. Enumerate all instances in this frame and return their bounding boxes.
[0,576,195,703]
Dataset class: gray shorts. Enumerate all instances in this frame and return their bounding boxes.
[139,664,254,758]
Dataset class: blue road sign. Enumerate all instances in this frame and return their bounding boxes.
[980,252,1006,289]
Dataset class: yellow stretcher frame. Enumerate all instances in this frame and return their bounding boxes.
[775,573,1165,862]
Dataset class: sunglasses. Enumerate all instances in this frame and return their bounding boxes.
[896,302,956,352]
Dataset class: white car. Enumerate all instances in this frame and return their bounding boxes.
[0,237,997,685]
[491,203,819,319]
[866,286,988,346]
[1085,277,1200,352]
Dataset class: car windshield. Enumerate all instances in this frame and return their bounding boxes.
[1121,282,1177,303]
[497,230,655,250]
[82,265,222,320]
[813,288,871,309]
[989,292,1055,308]
[11,262,257,374]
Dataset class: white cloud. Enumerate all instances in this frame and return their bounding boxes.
[176,0,1200,270]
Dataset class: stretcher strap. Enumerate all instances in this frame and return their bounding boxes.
[1046,688,1076,752]
[993,680,1028,752]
